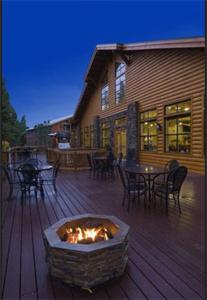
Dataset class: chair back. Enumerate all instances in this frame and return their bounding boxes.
[17,163,38,185]
[118,152,123,165]
[125,170,146,186]
[87,154,93,169]
[165,159,180,181]
[165,159,179,172]
[53,160,61,178]
[167,166,188,193]
[117,164,127,189]
[25,158,39,167]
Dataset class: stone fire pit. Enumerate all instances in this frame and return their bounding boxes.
[43,214,130,288]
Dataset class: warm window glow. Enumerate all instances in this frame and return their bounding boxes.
[165,101,191,153]
[84,127,90,148]
[90,125,94,148]
[165,100,191,115]
[140,109,157,152]
[101,122,110,148]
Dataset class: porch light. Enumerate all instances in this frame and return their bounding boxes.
[156,123,162,131]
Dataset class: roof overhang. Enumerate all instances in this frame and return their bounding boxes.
[74,37,205,121]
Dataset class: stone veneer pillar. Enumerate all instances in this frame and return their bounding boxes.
[126,102,138,161]
[93,116,100,148]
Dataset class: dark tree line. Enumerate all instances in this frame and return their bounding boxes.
[1,79,28,147]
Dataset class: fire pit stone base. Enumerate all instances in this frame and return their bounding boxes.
[44,214,129,288]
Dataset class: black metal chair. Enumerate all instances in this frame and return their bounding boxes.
[39,160,61,194]
[25,158,41,167]
[153,166,188,215]
[87,154,98,177]
[117,164,148,211]
[153,159,180,188]
[17,163,41,201]
[0,164,20,201]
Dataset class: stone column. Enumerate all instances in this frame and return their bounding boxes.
[126,102,138,161]
[93,116,100,148]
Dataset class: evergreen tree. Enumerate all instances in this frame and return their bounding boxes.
[1,79,27,146]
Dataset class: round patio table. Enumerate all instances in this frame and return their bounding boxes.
[124,164,169,204]
[13,163,53,199]
[13,163,53,172]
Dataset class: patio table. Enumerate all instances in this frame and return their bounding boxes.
[124,164,169,205]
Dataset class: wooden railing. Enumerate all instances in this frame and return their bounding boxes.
[46,148,106,170]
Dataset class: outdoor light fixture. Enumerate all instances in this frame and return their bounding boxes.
[156,123,162,131]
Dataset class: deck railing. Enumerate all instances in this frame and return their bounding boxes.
[46,148,106,170]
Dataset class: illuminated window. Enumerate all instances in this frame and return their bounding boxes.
[115,63,126,104]
[101,122,110,148]
[114,117,127,127]
[165,100,191,153]
[84,127,90,148]
[140,109,157,152]
[101,84,109,110]
[90,125,94,148]
[165,100,191,115]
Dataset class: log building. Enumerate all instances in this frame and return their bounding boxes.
[72,37,205,174]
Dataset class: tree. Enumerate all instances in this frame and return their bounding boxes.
[1,79,27,146]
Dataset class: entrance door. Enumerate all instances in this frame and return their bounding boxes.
[114,128,127,158]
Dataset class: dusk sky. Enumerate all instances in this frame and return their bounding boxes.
[3,0,204,128]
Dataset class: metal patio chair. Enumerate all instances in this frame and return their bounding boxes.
[153,166,188,214]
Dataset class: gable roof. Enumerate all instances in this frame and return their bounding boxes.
[26,115,73,131]
[74,37,205,120]
[49,114,73,125]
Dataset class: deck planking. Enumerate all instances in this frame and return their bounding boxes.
[1,164,205,300]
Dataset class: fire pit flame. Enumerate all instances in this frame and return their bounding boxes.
[65,225,111,244]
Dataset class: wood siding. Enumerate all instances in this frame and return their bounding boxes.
[80,48,205,173]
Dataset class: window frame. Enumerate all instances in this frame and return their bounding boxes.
[164,100,191,154]
[83,126,90,148]
[101,84,109,111]
[101,122,110,148]
[115,62,126,105]
[90,125,94,148]
[139,108,158,152]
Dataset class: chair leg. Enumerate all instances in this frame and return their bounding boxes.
[34,188,37,200]
[165,192,168,215]
[177,193,182,214]
[173,194,177,206]
[122,190,126,206]
[53,180,57,194]
[127,192,131,211]
[8,184,13,201]
[40,184,45,200]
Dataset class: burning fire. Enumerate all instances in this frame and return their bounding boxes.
[65,225,111,244]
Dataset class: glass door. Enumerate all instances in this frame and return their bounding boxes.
[114,128,127,158]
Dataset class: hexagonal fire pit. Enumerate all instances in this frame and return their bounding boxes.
[43,214,130,288]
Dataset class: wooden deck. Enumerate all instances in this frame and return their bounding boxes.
[1,162,205,299]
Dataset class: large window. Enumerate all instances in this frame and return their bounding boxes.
[101,122,110,148]
[83,127,90,148]
[165,100,191,153]
[90,125,94,148]
[101,84,109,110]
[140,109,157,151]
[115,63,126,104]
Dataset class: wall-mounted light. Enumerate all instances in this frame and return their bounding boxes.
[156,123,162,131]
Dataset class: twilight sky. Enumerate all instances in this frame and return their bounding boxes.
[3,0,204,128]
